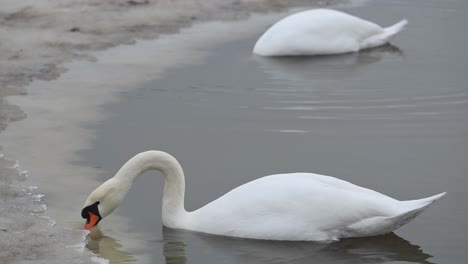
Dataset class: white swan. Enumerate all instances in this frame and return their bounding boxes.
[82,151,444,241]
[253,9,408,56]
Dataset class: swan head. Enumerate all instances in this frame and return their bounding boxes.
[82,178,129,229]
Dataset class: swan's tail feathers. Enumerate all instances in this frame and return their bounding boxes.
[401,192,446,211]
[345,192,445,237]
[384,19,408,38]
[384,192,446,231]
[360,19,408,49]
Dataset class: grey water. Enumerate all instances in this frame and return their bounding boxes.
[82,0,468,263]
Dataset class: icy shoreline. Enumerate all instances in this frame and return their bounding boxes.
[0,155,104,264]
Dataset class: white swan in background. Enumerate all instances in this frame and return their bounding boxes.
[253,9,408,56]
[82,151,444,241]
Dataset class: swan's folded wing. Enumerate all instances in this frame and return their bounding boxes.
[188,173,400,240]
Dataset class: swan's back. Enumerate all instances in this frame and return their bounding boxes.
[188,173,404,240]
[253,9,386,56]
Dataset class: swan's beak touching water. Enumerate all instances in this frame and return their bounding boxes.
[81,177,128,229]
[81,201,102,230]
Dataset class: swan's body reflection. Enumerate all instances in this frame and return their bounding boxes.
[162,227,432,264]
[254,44,403,82]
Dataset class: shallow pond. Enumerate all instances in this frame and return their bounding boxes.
[82,0,468,263]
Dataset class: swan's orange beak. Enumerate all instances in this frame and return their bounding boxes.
[84,212,100,230]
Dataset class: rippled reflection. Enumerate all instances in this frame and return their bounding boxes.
[162,227,433,264]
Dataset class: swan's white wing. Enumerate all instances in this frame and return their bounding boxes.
[188,173,401,240]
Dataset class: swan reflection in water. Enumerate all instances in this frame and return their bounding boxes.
[162,227,433,264]
[85,226,433,264]
[254,44,403,82]
[86,227,137,264]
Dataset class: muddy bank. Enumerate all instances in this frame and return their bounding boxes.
[0,0,347,91]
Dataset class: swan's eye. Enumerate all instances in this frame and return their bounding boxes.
[81,201,100,218]
[81,207,89,219]
[81,201,102,229]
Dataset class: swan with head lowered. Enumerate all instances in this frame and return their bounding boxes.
[253,9,408,56]
[82,151,445,241]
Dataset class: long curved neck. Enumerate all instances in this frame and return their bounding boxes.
[114,151,188,228]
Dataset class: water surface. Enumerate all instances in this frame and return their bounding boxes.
[83,0,468,263]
